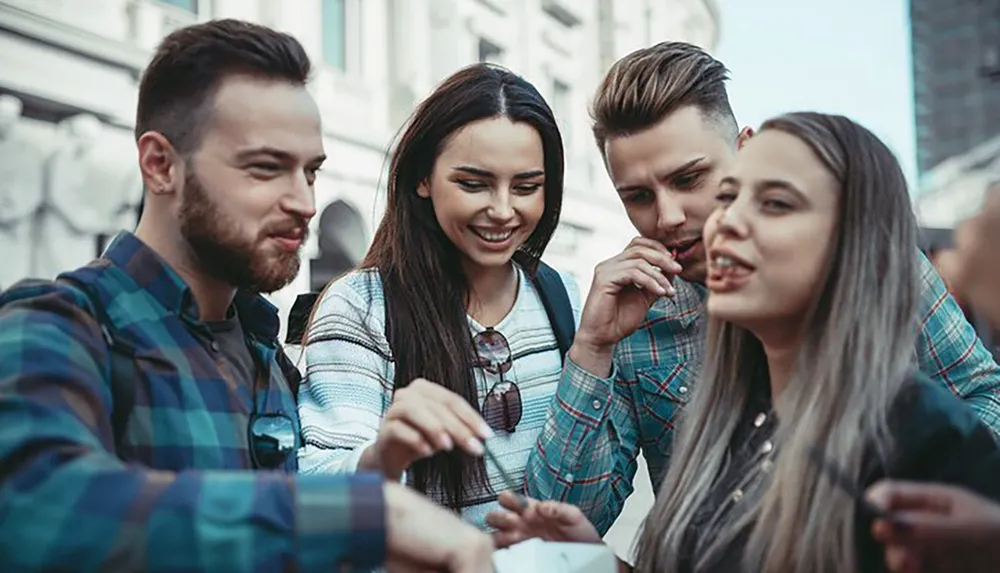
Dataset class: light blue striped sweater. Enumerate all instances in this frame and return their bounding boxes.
[298,265,581,529]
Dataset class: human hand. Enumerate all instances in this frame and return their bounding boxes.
[384,482,495,573]
[361,379,492,481]
[486,491,602,549]
[571,238,681,376]
[866,479,1000,573]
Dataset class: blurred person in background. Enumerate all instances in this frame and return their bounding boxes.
[866,181,1000,573]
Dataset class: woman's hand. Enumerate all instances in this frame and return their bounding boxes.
[360,378,493,481]
[486,491,602,548]
[867,479,1000,573]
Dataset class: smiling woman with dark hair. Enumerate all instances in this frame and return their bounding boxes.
[298,63,582,527]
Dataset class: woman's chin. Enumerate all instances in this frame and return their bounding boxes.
[706,293,756,325]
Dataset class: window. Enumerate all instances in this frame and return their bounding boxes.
[541,0,581,27]
[158,0,197,12]
[478,38,504,64]
[322,0,347,71]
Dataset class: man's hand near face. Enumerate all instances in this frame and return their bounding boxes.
[570,237,682,377]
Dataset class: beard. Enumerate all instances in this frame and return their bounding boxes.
[177,171,306,294]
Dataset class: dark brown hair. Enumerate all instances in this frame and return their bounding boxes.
[591,41,737,152]
[363,63,564,510]
[135,18,311,155]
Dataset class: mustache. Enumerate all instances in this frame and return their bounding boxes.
[263,218,310,241]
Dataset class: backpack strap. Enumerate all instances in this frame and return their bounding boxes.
[57,277,136,455]
[274,344,303,400]
[530,262,575,363]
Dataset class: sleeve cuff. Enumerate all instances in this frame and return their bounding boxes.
[559,356,617,427]
[295,472,386,571]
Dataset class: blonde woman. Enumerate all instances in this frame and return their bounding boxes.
[488,112,1000,573]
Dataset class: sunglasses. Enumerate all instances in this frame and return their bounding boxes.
[474,328,522,433]
[248,412,298,469]
[246,337,299,469]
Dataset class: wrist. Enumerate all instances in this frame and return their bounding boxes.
[568,334,615,378]
[571,330,615,359]
[359,442,391,476]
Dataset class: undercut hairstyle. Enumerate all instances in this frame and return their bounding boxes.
[591,41,738,152]
[135,18,312,156]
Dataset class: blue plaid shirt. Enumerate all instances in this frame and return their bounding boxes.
[0,232,385,572]
[525,252,1000,535]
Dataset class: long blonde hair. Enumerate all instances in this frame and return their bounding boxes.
[634,112,921,573]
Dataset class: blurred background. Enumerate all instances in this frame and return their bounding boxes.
[0,0,997,557]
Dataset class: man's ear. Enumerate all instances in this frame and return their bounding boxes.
[137,131,183,197]
[736,126,755,150]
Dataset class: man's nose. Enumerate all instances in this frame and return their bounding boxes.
[655,194,686,232]
[284,173,317,221]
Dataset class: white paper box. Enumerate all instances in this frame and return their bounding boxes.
[492,539,618,573]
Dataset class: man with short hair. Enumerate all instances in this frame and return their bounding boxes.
[0,19,492,573]
[523,41,1000,535]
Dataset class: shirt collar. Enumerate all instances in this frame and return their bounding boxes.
[102,231,280,343]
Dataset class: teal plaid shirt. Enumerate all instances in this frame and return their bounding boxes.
[525,252,1000,535]
[0,232,385,572]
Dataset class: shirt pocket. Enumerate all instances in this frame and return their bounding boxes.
[634,363,695,458]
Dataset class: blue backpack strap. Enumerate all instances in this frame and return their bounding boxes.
[56,276,136,456]
[531,262,575,363]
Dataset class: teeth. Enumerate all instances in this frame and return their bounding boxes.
[714,256,737,268]
[475,229,514,242]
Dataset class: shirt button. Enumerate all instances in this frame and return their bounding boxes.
[678,386,688,394]
[592,399,602,410]
[565,473,574,482]
[760,441,774,454]
[731,488,744,502]
[210,341,220,352]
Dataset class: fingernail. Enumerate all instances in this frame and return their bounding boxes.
[441,434,454,451]
[514,494,529,510]
[479,423,495,439]
[466,437,485,455]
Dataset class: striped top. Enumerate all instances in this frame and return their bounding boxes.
[298,265,581,528]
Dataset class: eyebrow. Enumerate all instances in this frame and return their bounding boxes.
[616,157,708,194]
[452,165,545,179]
[235,146,327,166]
[721,176,808,200]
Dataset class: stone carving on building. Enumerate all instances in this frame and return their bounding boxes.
[0,95,46,288]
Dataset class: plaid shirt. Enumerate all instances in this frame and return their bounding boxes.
[525,252,1000,535]
[0,232,385,572]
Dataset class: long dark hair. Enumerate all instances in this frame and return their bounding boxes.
[363,64,564,509]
